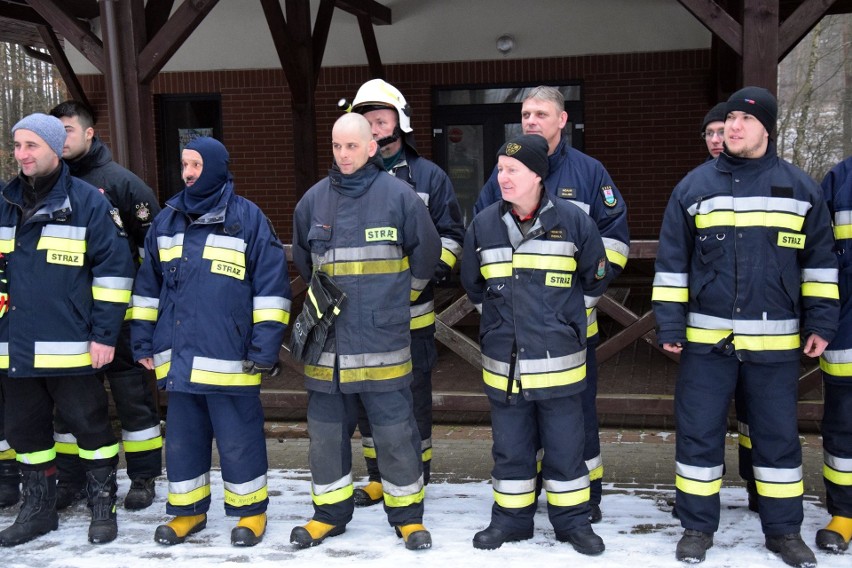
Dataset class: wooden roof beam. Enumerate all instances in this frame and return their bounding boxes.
[779,0,838,58]
[25,0,105,72]
[334,0,391,25]
[678,0,743,56]
[35,23,90,108]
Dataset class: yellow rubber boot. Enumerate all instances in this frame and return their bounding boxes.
[353,481,384,507]
[154,514,207,545]
[290,519,346,549]
[231,512,266,547]
[816,516,851,553]
[399,523,432,550]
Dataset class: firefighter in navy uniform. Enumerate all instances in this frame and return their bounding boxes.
[131,137,290,547]
[349,79,464,505]
[290,113,441,551]
[815,156,852,554]
[49,100,163,511]
[462,134,609,553]
[0,113,134,546]
[475,86,630,524]
[652,87,839,567]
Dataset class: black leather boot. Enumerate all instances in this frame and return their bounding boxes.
[555,524,606,555]
[472,524,533,550]
[0,467,58,546]
[86,466,118,544]
[0,459,21,508]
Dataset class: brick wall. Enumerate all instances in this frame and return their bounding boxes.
[79,49,714,240]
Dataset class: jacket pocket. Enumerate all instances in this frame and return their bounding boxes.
[373,304,410,327]
[307,224,333,255]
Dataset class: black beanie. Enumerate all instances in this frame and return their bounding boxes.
[496,134,549,180]
[725,86,777,134]
[701,102,727,132]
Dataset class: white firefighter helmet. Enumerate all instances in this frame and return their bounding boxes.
[351,78,413,133]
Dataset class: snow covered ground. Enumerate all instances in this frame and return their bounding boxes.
[0,468,847,568]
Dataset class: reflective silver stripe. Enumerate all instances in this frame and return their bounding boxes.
[482,354,510,377]
[192,357,243,373]
[567,200,591,214]
[753,466,802,483]
[322,244,403,262]
[421,437,432,451]
[205,234,246,253]
[410,301,434,318]
[479,247,513,265]
[587,307,598,329]
[473,302,482,314]
[585,455,603,472]
[824,451,852,472]
[92,276,134,291]
[822,348,852,364]
[122,425,162,442]
[382,475,423,497]
[253,296,291,311]
[654,272,689,287]
[138,246,145,260]
[441,237,462,258]
[54,432,77,444]
[733,318,799,335]
[584,295,600,309]
[0,440,10,452]
[312,472,352,496]
[153,349,172,367]
[688,195,810,216]
[602,237,630,258]
[543,475,590,493]
[518,350,585,374]
[687,312,733,329]
[0,227,16,240]
[411,276,429,292]
[35,341,88,355]
[737,421,750,437]
[41,224,86,240]
[132,295,160,310]
[836,210,852,225]
[361,436,375,450]
[417,192,430,207]
[802,268,838,283]
[157,234,184,250]
[170,472,210,494]
[224,474,267,496]
[535,448,544,462]
[516,239,578,257]
[339,347,410,370]
[676,461,724,481]
[492,477,537,493]
[314,351,336,367]
[0,343,7,356]
[34,197,71,218]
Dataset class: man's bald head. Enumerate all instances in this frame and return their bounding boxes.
[332,113,378,175]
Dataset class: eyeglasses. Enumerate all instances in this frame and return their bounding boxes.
[702,129,724,140]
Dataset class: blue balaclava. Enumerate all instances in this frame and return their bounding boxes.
[182,136,230,214]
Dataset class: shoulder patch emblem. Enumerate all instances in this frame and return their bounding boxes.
[595,257,607,280]
[135,202,151,222]
[600,185,617,208]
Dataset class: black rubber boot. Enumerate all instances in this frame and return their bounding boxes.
[676,529,714,563]
[0,468,58,547]
[765,533,817,568]
[472,525,534,550]
[555,524,606,555]
[0,459,21,508]
[55,452,86,510]
[588,503,603,524]
[124,477,156,510]
[86,467,118,544]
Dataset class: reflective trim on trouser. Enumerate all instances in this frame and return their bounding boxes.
[53,432,79,456]
[168,472,212,508]
[675,350,804,536]
[489,393,589,533]
[165,392,268,516]
[822,380,852,516]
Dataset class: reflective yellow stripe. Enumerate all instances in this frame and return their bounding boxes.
[440,248,457,268]
[0,240,13,254]
[801,282,839,299]
[735,334,800,351]
[411,311,435,330]
[190,369,261,386]
[483,370,521,393]
[835,224,852,240]
[37,236,86,253]
[155,360,170,380]
[312,484,353,506]
[546,486,590,507]
[385,487,425,508]
[513,254,576,272]
[92,286,132,303]
[481,263,512,279]
[695,211,804,231]
[824,465,852,486]
[586,319,598,338]
[521,365,586,389]
[820,359,852,377]
[493,489,536,509]
[755,480,803,498]
[363,447,377,459]
[339,361,412,383]
[17,447,56,465]
[253,308,290,324]
[588,464,603,481]
[323,258,409,276]
[35,353,92,369]
[686,327,731,344]
[133,306,158,322]
[78,443,120,461]
[169,484,211,507]
[652,287,689,302]
[225,485,268,508]
[202,247,245,267]
[0,448,15,460]
[159,246,183,262]
[54,442,79,455]
[739,435,752,449]
[422,447,432,462]
[123,436,163,453]
[305,364,333,381]
[606,248,628,268]
[676,475,722,497]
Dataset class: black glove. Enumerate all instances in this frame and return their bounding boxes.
[242,360,281,377]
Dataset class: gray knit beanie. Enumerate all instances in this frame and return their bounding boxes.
[12,113,66,158]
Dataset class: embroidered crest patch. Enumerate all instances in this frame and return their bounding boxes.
[135,202,151,222]
[600,185,617,208]
[595,257,607,280]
